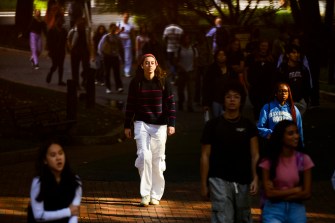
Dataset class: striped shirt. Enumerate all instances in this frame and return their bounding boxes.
[124,76,176,128]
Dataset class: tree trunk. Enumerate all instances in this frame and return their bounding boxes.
[15,0,34,37]
[325,0,335,83]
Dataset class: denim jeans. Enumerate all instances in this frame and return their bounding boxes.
[208,177,252,223]
[30,32,42,65]
[211,101,224,118]
[262,200,306,223]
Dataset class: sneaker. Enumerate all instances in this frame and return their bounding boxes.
[140,195,150,207]
[34,64,40,70]
[106,88,112,94]
[117,88,123,93]
[149,198,160,205]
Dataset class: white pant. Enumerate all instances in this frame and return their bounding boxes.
[134,121,167,200]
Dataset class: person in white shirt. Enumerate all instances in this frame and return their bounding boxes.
[118,12,135,77]
[28,139,82,223]
[162,20,184,81]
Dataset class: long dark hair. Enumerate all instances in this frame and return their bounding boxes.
[35,139,79,202]
[267,120,303,180]
[273,82,297,123]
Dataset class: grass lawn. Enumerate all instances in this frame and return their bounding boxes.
[0,78,124,151]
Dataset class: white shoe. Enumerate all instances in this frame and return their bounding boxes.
[140,195,150,207]
[124,72,131,77]
[117,88,123,92]
[149,198,160,205]
[106,88,112,94]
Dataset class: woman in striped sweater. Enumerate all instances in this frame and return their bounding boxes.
[124,54,176,207]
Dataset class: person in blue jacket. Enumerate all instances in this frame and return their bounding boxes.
[257,82,304,145]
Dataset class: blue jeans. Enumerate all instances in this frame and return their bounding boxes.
[211,101,223,118]
[262,200,306,223]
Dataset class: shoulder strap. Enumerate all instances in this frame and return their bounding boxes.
[295,151,304,172]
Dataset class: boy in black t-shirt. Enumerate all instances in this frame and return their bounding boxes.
[200,82,259,222]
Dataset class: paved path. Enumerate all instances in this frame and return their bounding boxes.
[1,9,335,221]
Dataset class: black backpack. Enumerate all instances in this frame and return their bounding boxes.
[101,34,121,56]
[215,26,230,49]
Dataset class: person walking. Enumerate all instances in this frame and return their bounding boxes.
[259,120,314,223]
[124,54,176,207]
[200,82,259,223]
[175,33,198,112]
[162,20,184,82]
[67,17,91,90]
[257,82,304,146]
[27,139,82,223]
[29,9,47,70]
[98,23,125,94]
[117,12,135,77]
[206,17,230,54]
[245,39,276,120]
[92,24,107,86]
[202,49,239,119]
[275,44,312,115]
[46,16,67,86]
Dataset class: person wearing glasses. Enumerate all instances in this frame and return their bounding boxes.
[257,82,304,145]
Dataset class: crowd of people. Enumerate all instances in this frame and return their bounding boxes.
[25,4,321,222]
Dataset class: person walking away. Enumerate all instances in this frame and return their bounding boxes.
[162,20,184,82]
[92,25,107,86]
[27,139,82,223]
[98,23,125,94]
[124,54,176,207]
[117,12,135,77]
[67,17,91,90]
[200,82,259,223]
[259,120,314,223]
[206,17,230,54]
[29,9,47,70]
[46,16,67,86]
[245,40,276,120]
[202,49,239,119]
[275,44,312,115]
[175,33,198,112]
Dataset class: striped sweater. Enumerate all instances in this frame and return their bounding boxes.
[124,76,176,128]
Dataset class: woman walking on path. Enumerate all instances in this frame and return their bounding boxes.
[28,139,82,223]
[124,54,176,207]
[46,16,67,86]
[259,120,314,223]
[29,9,47,70]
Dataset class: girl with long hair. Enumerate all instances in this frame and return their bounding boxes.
[124,54,176,206]
[257,82,304,145]
[259,120,314,223]
[28,139,82,223]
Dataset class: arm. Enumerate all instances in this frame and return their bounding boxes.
[68,184,82,223]
[249,136,259,195]
[261,169,302,200]
[284,169,312,201]
[257,104,272,139]
[200,144,211,199]
[30,178,73,222]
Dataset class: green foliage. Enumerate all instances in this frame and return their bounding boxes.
[34,0,48,10]
[0,0,17,10]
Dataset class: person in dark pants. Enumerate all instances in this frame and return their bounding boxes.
[46,16,67,86]
[67,18,91,90]
[98,23,125,94]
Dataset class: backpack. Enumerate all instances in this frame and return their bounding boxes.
[215,26,229,49]
[101,34,120,56]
